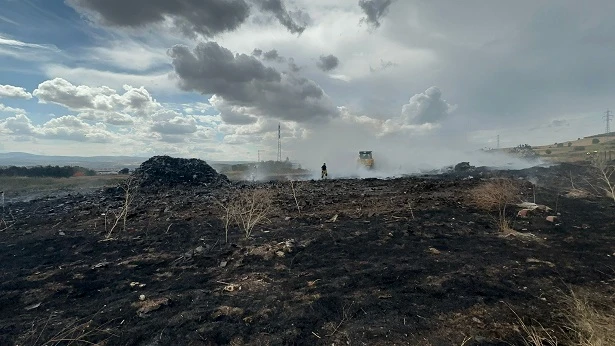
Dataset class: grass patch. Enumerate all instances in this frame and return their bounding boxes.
[0,175,127,198]
[468,178,521,233]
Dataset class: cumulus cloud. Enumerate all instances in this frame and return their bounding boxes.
[67,0,307,37]
[168,42,339,124]
[400,87,456,125]
[151,115,198,134]
[359,0,393,29]
[0,103,26,114]
[77,111,135,126]
[0,84,32,99]
[1,114,36,135]
[0,114,114,143]
[209,95,258,125]
[317,54,340,72]
[33,78,162,119]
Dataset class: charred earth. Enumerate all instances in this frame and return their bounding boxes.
[0,157,613,345]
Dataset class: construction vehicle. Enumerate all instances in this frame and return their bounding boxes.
[357,151,374,170]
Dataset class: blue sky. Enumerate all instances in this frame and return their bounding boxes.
[1,0,613,169]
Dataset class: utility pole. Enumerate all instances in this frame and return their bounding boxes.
[604,109,613,134]
[277,123,282,162]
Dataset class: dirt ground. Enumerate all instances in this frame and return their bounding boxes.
[0,162,614,345]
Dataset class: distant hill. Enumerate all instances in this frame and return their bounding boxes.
[0,152,252,171]
[0,152,149,171]
[500,133,615,163]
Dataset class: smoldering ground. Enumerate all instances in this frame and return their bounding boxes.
[282,116,545,180]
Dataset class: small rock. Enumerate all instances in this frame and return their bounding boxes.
[220,261,228,267]
[275,251,285,257]
[517,209,531,218]
[194,246,204,254]
[130,281,146,288]
[285,217,291,221]
[546,216,558,222]
[58,231,65,236]
[24,302,41,310]
[472,317,483,324]
[428,247,441,255]
[139,294,146,301]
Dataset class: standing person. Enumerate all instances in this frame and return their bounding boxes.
[321,163,327,179]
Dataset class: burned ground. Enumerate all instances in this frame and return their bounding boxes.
[0,162,614,345]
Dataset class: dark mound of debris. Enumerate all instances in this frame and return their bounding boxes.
[454,161,474,172]
[132,155,230,188]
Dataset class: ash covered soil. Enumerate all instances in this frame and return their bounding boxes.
[1,157,614,346]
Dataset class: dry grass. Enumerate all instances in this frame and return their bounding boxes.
[562,288,615,346]
[218,188,277,240]
[0,175,126,197]
[468,178,522,232]
[509,287,615,346]
[510,308,559,346]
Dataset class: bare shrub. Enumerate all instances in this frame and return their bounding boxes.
[589,156,615,203]
[106,176,137,238]
[468,178,521,232]
[289,180,302,215]
[562,288,615,346]
[218,188,277,241]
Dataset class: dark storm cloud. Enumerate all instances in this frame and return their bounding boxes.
[374,0,615,125]
[67,0,308,37]
[254,0,308,34]
[167,42,338,123]
[317,54,339,72]
[251,48,263,57]
[66,0,250,37]
[262,49,285,62]
[358,0,393,28]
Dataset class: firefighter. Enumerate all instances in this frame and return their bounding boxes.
[321,163,327,179]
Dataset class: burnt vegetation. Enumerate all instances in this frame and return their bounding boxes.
[0,157,614,345]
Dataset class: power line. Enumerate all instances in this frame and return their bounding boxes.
[604,109,613,134]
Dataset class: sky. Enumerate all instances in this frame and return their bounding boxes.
[1,0,614,171]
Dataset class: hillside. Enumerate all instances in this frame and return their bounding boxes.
[504,133,615,163]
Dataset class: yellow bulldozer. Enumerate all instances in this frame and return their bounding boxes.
[357,151,374,170]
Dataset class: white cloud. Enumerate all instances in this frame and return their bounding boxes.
[0,34,62,61]
[0,103,26,114]
[33,77,163,119]
[400,86,457,125]
[0,114,116,143]
[86,39,171,71]
[0,34,60,51]
[42,64,179,95]
[0,84,32,99]
[151,115,198,134]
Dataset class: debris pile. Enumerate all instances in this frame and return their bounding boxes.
[132,155,230,188]
[454,162,474,172]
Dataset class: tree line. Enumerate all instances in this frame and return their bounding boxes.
[0,165,98,178]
